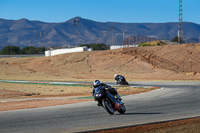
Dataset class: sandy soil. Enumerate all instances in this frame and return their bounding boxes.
[1,43,200,82]
[89,117,200,133]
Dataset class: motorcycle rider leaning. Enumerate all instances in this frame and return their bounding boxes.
[92,80,122,106]
[114,74,123,84]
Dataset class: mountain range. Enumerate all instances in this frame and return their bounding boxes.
[0,17,200,49]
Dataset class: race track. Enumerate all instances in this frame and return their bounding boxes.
[0,81,200,133]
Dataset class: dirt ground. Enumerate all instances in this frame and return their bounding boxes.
[1,43,200,132]
[1,43,200,82]
[89,117,200,133]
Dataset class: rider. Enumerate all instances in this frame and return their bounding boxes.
[114,74,124,84]
[92,80,122,106]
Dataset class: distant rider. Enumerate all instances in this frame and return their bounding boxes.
[92,80,122,106]
[114,74,124,84]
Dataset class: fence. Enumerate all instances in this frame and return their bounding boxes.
[110,45,138,50]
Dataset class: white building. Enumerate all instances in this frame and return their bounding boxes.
[45,46,92,56]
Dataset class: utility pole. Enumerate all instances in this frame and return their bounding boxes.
[74,18,80,46]
[122,30,126,45]
[109,26,114,45]
[178,0,184,43]
[40,32,42,47]
[33,30,36,46]
[135,34,138,44]
[199,33,200,43]
[40,32,42,53]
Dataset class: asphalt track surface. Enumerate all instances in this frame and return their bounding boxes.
[0,81,200,133]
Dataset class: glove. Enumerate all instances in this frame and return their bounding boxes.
[107,86,112,91]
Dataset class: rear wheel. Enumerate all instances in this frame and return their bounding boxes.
[103,100,114,115]
[118,104,126,114]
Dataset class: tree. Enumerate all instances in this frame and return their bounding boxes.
[0,46,45,55]
[11,46,20,54]
[21,46,44,54]
[78,43,109,50]
[171,36,179,42]
[0,46,20,54]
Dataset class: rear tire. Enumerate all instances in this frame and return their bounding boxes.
[118,104,126,114]
[103,100,114,115]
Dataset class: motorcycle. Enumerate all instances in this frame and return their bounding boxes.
[93,86,126,115]
[118,76,129,85]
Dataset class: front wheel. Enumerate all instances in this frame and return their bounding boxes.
[118,104,126,114]
[103,100,114,115]
[123,80,129,85]
[125,82,129,85]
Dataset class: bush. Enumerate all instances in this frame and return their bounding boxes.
[0,46,20,54]
[78,43,109,50]
[138,41,166,47]
[21,46,45,54]
[0,46,45,55]
[139,43,150,47]
[171,36,179,42]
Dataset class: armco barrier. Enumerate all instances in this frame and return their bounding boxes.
[45,46,89,56]
[110,45,138,50]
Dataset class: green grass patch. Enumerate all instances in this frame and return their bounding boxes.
[0,80,93,87]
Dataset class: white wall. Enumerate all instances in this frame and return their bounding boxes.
[45,46,89,56]
[110,45,138,50]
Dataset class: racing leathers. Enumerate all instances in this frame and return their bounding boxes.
[92,83,122,106]
[115,75,123,84]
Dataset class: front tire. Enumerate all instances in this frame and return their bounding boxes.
[125,82,129,85]
[118,104,126,114]
[103,100,114,115]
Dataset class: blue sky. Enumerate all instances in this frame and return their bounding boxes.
[0,0,199,24]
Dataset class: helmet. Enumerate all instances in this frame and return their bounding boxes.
[114,74,118,78]
[93,80,100,87]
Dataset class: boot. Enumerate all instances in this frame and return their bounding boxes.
[115,94,122,101]
[97,102,101,106]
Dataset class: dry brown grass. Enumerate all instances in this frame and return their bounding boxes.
[0,82,157,99]
[0,82,92,98]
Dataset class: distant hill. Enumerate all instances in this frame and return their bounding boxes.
[0,17,200,49]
